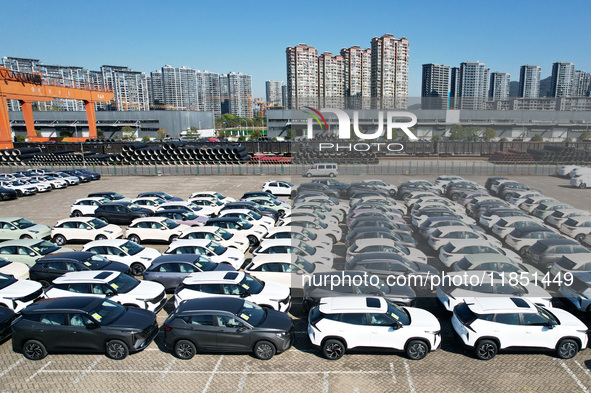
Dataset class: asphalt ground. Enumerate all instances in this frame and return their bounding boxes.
[1,173,591,392]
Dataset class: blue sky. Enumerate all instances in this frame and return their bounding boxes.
[2,0,590,98]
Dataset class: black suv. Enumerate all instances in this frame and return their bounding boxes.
[346,183,391,199]
[163,297,293,360]
[137,191,182,202]
[485,177,508,191]
[94,202,153,224]
[497,183,532,201]
[12,297,158,360]
[221,201,278,221]
[446,182,483,200]
[88,191,129,201]
[30,252,130,287]
[292,183,340,198]
[311,179,351,196]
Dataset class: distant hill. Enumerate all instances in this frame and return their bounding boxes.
[509,76,552,97]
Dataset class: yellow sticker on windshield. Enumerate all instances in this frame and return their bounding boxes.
[195,263,202,268]
[391,313,399,319]
[240,313,249,320]
[84,262,91,266]
[33,247,40,251]
[241,284,250,290]
[110,283,119,289]
[121,246,129,252]
[92,313,102,321]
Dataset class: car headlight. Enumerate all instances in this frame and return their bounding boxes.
[104,230,113,234]
[276,332,288,338]
[29,230,39,234]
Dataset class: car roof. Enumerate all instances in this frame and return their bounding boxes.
[182,271,245,284]
[0,217,26,222]
[207,217,241,223]
[155,209,191,215]
[36,251,97,262]
[0,239,49,246]
[433,226,481,235]
[83,239,129,247]
[465,297,537,314]
[318,296,387,314]
[249,254,298,267]
[101,202,133,207]
[56,217,98,224]
[353,238,396,248]
[168,239,212,248]
[495,216,540,225]
[150,254,208,265]
[446,239,496,247]
[53,270,120,283]
[23,296,104,313]
[258,239,298,248]
[176,297,244,314]
[74,197,107,202]
[459,254,514,265]
[130,217,168,223]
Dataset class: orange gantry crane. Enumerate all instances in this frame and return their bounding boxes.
[0,67,114,149]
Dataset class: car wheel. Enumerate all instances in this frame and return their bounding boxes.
[557,339,579,359]
[23,340,47,360]
[329,173,335,178]
[130,262,145,276]
[169,235,179,243]
[575,234,585,243]
[475,339,497,360]
[96,234,108,241]
[72,210,83,217]
[98,216,109,224]
[519,246,529,256]
[106,339,129,360]
[247,235,258,246]
[504,193,512,201]
[253,340,276,360]
[405,339,429,360]
[322,339,345,360]
[16,190,23,197]
[327,234,337,244]
[53,235,66,246]
[579,183,586,189]
[128,235,141,244]
[174,340,196,360]
[306,173,312,178]
[278,210,285,218]
[20,234,33,240]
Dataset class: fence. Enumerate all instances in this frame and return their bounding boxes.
[0,159,564,177]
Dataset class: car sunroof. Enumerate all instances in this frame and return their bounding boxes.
[366,298,381,308]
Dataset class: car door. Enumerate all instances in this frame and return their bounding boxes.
[492,313,525,348]
[149,262,180,289]
[338,313,371,348]
[182,314,218,351]
[67,313,103,351]
[521,311,558,348]
[214,313,252,351]
[367,312,404,349]
[37,312,69,351]
[41,261,68,282]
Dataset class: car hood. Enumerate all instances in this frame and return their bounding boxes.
[137,248,161,260]
[100,261,130,273]
[256,308,293,331]
[405,307,440,330]
[1,279,42,297]
[50,247,76,255]
[223,247,245,261]
[26,224,51,234]
[109,307,157,329]
[260,281,290,301]
[213,263,236,272]
[127,280,165,299]
[0,262,30,280]
[550,308,588,329]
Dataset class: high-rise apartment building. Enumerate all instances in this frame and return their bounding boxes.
[286,44,319,109]
[421,63,450,109]
[370,34,409,108]
[225,72,252,118]
[550,62,575,97]
[340,46,371,107]
[197,71,221,117]
[572,70,591,97]
[519,65,541,98]
[150,70,164,106]
[266,81,284,108]
[450,67,460,109]
[318,52,345,108]
[455,61,489,109]
[489,72,510,99]
[101,66,150,111]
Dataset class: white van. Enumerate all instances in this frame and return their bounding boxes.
[305,163,338,178]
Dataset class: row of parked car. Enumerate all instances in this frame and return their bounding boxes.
[0,168,101,200]
[556,165,591,189]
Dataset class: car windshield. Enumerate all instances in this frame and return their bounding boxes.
[0,273,17,290]
[213,192,225,199]
[298,242,315,254]
[162,219,180,229]
[555,257,576,269]
[88,299,127,325]
[128,203,143,211]
[11,180,26,186]
[120,241,144,256]
[81,254,112,269]
[237,300,266,326]
[184,212,198,220]
[88,218,108,229]
[247,211,262,220]
[294,257,315,273]
[386,299,410,325]
[32,241,60,255]
[214,228,232,240]
[238,220,253,229]
[239,274,264,294]
[300,228,317,240]
[108,273,140,293]
[10,218,36,229]
[206,241,226,255]
[192,257,218,271]
[111,193,125,200]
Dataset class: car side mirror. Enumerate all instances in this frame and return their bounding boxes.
[87,226,93,230]
[239,292,248,298]
[392,322,402,329]
[161,226,167,230]
[29,252,36,256]
[86,322,99,329]
[238,326,248,332]
[10,227,16,230]
[296,269,304,275]
[547,322,556,329]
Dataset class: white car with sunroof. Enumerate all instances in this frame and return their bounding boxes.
[177,226,249,254]
[164,239,245,270]
[51,217,123,246]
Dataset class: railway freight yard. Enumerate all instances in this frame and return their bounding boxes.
[0,171,590,392]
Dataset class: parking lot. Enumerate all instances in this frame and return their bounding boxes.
[1,173,591,392]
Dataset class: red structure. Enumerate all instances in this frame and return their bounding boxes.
[0,67,114,149]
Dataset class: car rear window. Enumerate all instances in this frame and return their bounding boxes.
[456,258,472,270]
[442,243,455,253]
[454,303,478,325]
[529,242,549,253]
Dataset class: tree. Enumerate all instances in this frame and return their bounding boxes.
[96,128,104,138]
[530,134,544,142]
[579,131,591,141]
[432,134,442,143]
[564,137,573,143]
[121,126,134,140]
[238,135,246,142]
[482,128,497,141]
[216,129,228,139]
[141,135,151,142]
[250,130,263,140]
[499,137,508,142]
[285,129,292,140]
[14,135,26,142]
[449,124,464,140]
[34,129,42,137]
[156,128,168,140]
[464,127,481,141]
[59,129,73,138]
[187,126,200,139]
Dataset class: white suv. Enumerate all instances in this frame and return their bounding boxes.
[308,296,440,360]
[174,271,291,312]
[45,271,166,312]
[452,297,588,360]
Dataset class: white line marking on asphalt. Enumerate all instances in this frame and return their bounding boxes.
[557,359,589,393]
[403,360,416,393]
[390,362,397,384]
[39,369,386,375]
[25,361,52,383]
[322,372,329,393]
[160,358,176,379]
[574,360,591,381]
[73,357,101,384]
[237,365,249,392]
[202,355,223,393]
[0,359,22,379]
